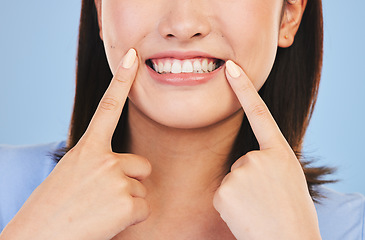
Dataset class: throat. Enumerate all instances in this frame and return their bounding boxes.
[112,194,236,240]
[114,103,243,240]
[125,101,244,198]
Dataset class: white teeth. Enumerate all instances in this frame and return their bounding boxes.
[153,62,158,72]
[208,62,213,72]
[171,61,182,73]
[193,60,202,73]
[182,61,193,73]
[163,61,172,73]
[201,59,208,72]
[158,61,164,73]
[151,58,220,74]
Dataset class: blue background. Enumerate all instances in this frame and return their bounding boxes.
[0,1,364,195]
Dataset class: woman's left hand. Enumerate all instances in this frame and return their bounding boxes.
[213,60,322,240]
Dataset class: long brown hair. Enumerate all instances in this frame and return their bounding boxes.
[54,0,335,199]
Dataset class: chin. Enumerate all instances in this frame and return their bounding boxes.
[129,97,242,130]
[152,113,228,130]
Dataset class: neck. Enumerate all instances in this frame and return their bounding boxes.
[126,102,243,204]
[116,102,242,239]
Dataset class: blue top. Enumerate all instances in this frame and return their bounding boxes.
[0,142,364,239]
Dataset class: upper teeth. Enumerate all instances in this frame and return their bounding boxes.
[150,58,219,74]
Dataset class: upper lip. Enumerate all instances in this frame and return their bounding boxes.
[145,51,223,61]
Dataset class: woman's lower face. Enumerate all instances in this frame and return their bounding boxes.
[97,0,284,129]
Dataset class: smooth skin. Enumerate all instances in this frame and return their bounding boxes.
[0,50,321,239]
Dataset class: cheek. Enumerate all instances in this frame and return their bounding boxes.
[101,1,150,74]
[214,1,280,90]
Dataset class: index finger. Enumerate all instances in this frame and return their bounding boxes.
[82,48,138,147]
[225,60,286,149]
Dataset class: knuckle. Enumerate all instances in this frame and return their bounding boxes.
[230,167,244,180]
[114,72,131,85]
[66,143,91,161]
[99,96,119,111]
[142,158,152,176]
[213,187,231,212]
[77,131,99,149]
[239,151,260,169]
[250,103,268,118]
[213,191,221,209]
[100,153,119,169]
[136,155,152,177]
[243,151,257,162]
[230,157,245,171]
[119,176,129,190]
[215,184,231,202]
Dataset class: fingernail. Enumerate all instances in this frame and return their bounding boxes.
[122,48,137,69]
[226,60,241,78]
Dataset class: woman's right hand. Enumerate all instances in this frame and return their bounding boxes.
[0,48,152,240]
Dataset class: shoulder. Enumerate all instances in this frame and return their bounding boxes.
[0,141,64,184]
[315,185,365,240]
[0,141,65,231]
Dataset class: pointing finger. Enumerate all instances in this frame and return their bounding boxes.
[83,48,138,147]
[225,60,286,149]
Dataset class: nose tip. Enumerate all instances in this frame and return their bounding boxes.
[158,3,211,42]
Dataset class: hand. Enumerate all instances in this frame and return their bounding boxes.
[0,49,152,240]
[213,60,321,240]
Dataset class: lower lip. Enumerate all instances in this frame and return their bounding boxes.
[146,64,223,86]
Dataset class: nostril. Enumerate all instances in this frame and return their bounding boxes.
[165,32,202,39]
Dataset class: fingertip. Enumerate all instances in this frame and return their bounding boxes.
[113,48,139,85]
[138,156,153,180]
[122,48,137,69]
[230,159,244,172]
[225,60,241,79]
[145,159,153,177]
[225,61,253,92]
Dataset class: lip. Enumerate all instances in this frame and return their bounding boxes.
[145,51,225,86]
[146,51,220,61]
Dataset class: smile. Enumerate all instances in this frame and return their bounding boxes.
[146,58,225,74]
[144,51,225,86]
